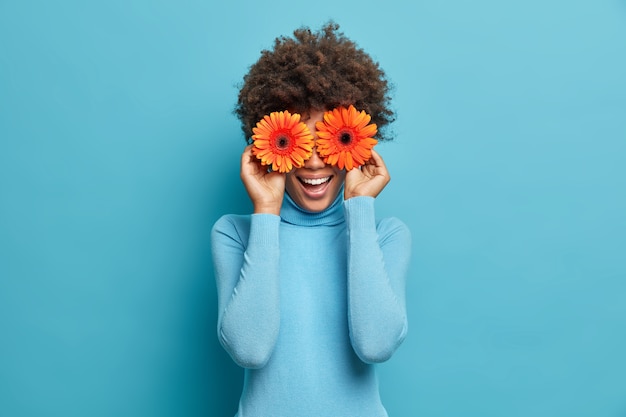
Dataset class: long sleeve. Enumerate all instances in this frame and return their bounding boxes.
[344,196,411,363]
[211,213,281,368]
[212,194,410,417]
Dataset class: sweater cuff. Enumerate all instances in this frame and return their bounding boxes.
[344,196,376,232]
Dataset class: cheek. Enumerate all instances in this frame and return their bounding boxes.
[334,169,347,184]
[329,170,346,197]
[285,172,297,188]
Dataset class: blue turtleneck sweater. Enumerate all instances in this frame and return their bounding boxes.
[211,192,411,417]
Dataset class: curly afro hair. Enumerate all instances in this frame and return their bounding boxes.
[235,22,395,143]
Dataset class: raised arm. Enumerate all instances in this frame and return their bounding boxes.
[345,199,411,363]
[211,214,281,368]
[210,146,285,368]
[344,150,411,363]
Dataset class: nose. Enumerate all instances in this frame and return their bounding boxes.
[304,147,326,169]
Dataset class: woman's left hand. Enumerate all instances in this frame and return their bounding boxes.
[344,149,391,200]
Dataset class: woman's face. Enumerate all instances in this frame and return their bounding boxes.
[284,110,346,212]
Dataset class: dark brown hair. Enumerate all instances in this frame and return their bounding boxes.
[235,22,395,142]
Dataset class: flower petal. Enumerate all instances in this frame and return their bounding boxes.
[315,105,378,170]
[252,110,314,172]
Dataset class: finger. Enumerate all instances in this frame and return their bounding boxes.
[241,144,253,166]
[368,149,386,167]
[241,145,264,178]
[243,144,255,159]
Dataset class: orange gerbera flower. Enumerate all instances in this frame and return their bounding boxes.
[252,110,314,173]
[315,105,378,171]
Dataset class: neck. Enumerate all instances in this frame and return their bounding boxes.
[280,188,345,226]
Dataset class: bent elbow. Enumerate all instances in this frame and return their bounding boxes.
[230,347,273,369]
[219,328,275,369]
[352,321,408,364]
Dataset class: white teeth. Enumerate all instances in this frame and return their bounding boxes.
[301,176,330,185]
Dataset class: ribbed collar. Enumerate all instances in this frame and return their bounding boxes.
[280,187,346,227]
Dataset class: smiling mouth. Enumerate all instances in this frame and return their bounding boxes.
[299,176,331,186]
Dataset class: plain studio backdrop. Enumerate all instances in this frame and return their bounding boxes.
[1,1,625,416]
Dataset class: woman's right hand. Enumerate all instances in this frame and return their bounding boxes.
[240,145,285,215]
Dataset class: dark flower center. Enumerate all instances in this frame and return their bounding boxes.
[275,135,289,149]
[340,132,353,145]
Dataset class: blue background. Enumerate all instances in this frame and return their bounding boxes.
[1,0,625,416]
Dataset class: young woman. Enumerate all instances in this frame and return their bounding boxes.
[211,22,411,417]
